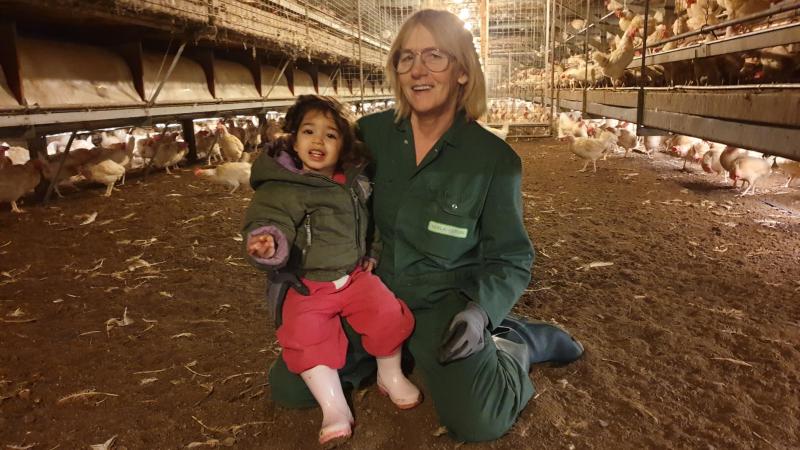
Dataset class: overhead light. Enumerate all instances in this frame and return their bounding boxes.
[459,8,470,21]
[464,21,473,31]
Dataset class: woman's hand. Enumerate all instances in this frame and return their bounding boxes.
[247,233,276,259]
[438,302,489,364]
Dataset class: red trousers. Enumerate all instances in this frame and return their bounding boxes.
[276,266,415,374]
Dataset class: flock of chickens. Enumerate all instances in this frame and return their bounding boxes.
[0,117,286,213]
[558,111,800,195]
[502,0,800,91]
[486,99,552,124]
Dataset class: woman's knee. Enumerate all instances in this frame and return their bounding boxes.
[437,395,517,442]
[267,359,317,409]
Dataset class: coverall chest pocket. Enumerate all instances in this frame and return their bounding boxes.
[408,187,480,265]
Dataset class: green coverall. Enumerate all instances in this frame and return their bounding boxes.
[268,109,535,442]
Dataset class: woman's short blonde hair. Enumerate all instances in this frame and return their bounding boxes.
[385,9,487,122]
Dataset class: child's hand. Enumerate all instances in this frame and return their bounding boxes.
[361,257,376,273]
[248,233,276,259]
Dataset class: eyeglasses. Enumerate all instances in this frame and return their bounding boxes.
[394,48,453,74]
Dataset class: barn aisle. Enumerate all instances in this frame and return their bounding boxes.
[1,138,799,448]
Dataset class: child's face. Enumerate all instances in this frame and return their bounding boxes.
[293,110,343,178]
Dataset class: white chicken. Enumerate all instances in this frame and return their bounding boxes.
[592,16,643,85]
[0,144,30,165]
[92,143,134,184]
[617,127,639,158]
[643,136,667,155]
[729,156,771,196]
[0,160,44,213]
[80,159,126,197]
[563,135,609,173]
[686,0,720,31]
[683,140,710,170]
[719,0,771,20]
[216,123,244,162]
[719,146,748,186]
[598,129,620,160]
[701,144,726,178]
[194,162,252,194]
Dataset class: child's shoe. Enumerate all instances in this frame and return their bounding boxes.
[301,365,355,447]
[376,351,422,410]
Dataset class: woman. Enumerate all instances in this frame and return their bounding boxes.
[268,9,584,442]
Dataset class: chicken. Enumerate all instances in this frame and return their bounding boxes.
[563,135,608,173]
[261,119,285,145]
[719,146,748,186]
[152,141,188,174]
[683,140,710,170]
[686,0,720,31]
[195,129,222,165]
[38,148,99,197]
[194,162,252,194]
[597,129,619,160]
[1,144,29,165]
[701,143,726,178]
[558,113,589,138]
[226,119,247,144]
[667,135,702,158]
[617,127,639,158]
[729,156,771,196]
[0,145,11,168]
[216,123,244,162]
[80,159,126,197]
[94,130,126,148]
[91,143,134,184]
[701,147,725,176]
[0,160,44,213]
[773,157,800,187]
[480,122,510,141]
[719,0,771,20]
[643,136,667,155]
[592,16,643,85]
[244,120,262,151]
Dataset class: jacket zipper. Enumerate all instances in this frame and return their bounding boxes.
[303,171,363,258]
[301,213,312,264]
[350,190,361,255]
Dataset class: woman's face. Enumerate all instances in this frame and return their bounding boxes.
[398,25,467,120]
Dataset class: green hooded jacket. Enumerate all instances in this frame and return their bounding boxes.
[242,140,378,282]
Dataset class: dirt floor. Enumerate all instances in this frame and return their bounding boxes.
[1,139,799,449]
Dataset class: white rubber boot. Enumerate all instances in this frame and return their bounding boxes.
[376,350,422,410]
[300,365,354,447]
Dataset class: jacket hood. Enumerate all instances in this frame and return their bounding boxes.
[250,135,363,190]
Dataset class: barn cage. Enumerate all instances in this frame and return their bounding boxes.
[0,0,799,158]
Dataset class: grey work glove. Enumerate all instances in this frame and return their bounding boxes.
[438,301,490,364]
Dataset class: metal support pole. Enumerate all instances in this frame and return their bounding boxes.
[43,131,76,205]
[357,0,365,109]
[147,41,187,107]
[181,119,198,163]
[582,0,590,116]
[507,53,512,98]
[265,58,291,99]
[549,0,558,133]
[637,0,651,130]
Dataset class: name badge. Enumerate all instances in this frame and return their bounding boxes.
[427,220,468,239]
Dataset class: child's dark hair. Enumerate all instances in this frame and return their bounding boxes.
[281,95,368,169]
